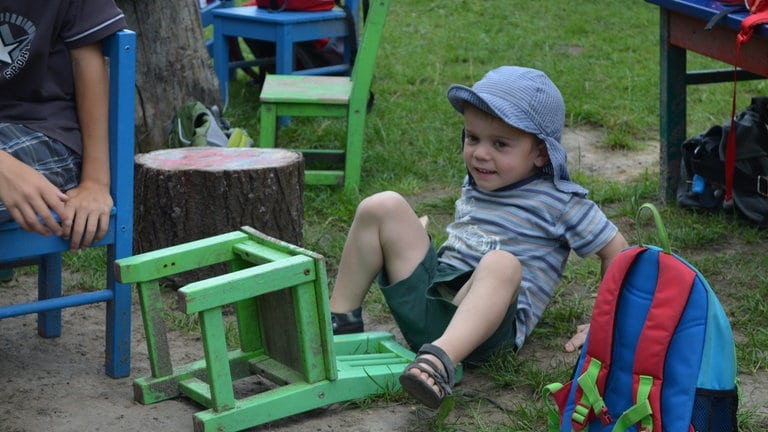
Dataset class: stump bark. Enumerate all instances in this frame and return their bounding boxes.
[134,147,304,287]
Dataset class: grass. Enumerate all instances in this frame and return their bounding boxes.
[53,1,768,430]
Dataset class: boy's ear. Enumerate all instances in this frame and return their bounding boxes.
[534,140,550,168]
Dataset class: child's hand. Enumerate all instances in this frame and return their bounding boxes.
[0,153,68,236]
[564,323,589,352]
[61,181,112,250]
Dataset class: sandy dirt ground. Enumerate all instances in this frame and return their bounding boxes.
[2,129,766,432]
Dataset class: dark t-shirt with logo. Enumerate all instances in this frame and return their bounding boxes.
[0,1,127,154]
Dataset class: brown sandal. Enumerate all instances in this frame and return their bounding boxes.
[398,344,455,409]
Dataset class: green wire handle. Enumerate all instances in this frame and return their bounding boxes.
[636,203,671,254]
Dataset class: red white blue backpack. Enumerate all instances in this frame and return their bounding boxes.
[545,204,739,431]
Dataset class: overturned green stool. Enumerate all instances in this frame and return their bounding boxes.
[114,226,414,432]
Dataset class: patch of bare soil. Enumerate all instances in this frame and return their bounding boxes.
[1,128,765,431]
[561,127,659,181]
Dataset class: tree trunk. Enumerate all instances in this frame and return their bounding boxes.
[117,0,221,153]
[133,147,305,287]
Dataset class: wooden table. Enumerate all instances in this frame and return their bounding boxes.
[645,0,768,200]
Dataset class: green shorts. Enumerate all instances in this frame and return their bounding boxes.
[377,246,518,365]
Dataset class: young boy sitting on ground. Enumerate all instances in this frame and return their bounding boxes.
[328,66,628,409]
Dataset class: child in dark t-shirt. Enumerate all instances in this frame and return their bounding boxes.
[0,1,127,253]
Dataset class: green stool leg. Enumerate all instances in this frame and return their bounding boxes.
[194,307,236,412]
[137,280,173,378]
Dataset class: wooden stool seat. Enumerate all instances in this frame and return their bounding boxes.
[115,227,414,432]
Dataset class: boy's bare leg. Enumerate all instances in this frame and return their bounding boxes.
[404,250,522,397]
[329,191,431,313]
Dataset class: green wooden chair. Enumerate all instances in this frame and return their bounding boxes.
[114,226,413,432]
[258,0,391,191]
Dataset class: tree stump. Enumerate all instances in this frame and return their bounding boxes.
[134,147,304,287]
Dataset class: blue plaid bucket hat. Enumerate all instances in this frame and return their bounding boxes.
[447,66,587,196]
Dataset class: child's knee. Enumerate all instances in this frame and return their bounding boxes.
[480,250,522,283]
[482,249,520,268]
[357,191,409,218]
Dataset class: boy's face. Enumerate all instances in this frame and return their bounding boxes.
[462,105,549,191]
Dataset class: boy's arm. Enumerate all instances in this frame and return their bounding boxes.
[563,231,628,352]
[60,42,113,250]
[596,231,629,276]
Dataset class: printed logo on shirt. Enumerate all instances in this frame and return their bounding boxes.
[0,13,35,80]
[444,197,502,255]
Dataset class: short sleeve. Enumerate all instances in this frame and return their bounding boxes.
[61,0,127,49]
[560,197,619,258]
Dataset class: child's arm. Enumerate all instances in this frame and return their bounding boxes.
[0,151,69,235]
[563,231,628,352]
[596,231,628,276]
[60,41,113,250]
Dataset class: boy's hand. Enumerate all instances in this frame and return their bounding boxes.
[564,323,589,352]
[0,153,68,236]
[61,181,112,250]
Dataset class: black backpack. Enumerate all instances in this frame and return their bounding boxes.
[677,96,768,226]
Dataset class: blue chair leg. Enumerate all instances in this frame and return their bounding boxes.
[37,253,63,338]
[106,245,132,378]
[0,267,13,282]
[105,283,132,377]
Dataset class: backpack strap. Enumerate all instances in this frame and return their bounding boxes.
[611,375,655,432]
[568,246,646,429]
[613,251,698,432]
[542,382,566,432]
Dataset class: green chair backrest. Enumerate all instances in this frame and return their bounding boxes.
[348,0,390,110]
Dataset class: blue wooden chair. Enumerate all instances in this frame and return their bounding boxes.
[0,30,136,379]
[200,0,276,82]
[212,0,360,106]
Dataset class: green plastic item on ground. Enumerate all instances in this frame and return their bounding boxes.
[167,101,253,149]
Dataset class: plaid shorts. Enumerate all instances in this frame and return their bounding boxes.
[0,123,81,224]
